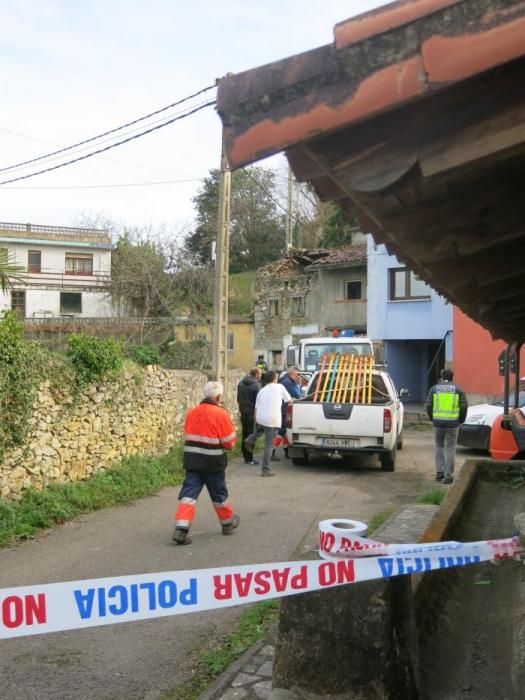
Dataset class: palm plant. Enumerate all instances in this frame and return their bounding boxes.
[0,249,25,293]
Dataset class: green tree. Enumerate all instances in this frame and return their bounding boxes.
[185,166,286,271]
[317,202,358,248]
[0,248,24,292]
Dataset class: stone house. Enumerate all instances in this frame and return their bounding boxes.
[254,242,367,369]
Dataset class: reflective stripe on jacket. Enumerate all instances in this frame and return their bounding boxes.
[183,399,236,472]
[426,382,468,428]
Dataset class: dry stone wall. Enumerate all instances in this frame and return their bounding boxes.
[0,366,243,500]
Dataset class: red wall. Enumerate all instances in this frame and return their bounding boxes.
[453,307,525,396]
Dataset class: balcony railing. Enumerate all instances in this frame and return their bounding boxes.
[0,221,111,244]
[12,268,110,288]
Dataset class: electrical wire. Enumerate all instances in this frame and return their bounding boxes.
[0,178,203,190]
[0,98,214,174]
[0,83,216,174]
[0,100,216,187]
[244,170,299,223]
[0,126,201,177]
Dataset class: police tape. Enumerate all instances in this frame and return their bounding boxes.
[317,519,520,560]
[1,533,521,640]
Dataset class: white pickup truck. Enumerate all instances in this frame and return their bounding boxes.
[285,368,405,471]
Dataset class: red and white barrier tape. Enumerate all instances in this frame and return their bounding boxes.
[0,521,521,640]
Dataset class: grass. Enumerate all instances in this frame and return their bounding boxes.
[165,601,279,700]
[229,271,255,317]
[0,446,184,547]
[368,509,395,534]
[417,488,446,506]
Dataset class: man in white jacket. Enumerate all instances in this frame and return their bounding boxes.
[244,370,292,476]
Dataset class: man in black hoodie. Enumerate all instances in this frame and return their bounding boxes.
[237,368,262,465]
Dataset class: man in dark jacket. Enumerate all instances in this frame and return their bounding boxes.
[279,367,302,400]
[237,368,262,465]
[426,369,468,485]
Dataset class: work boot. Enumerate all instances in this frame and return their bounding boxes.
[172,528,192,545]
[435,472,444,481]
[222,514,240,535]
[444,475,454,485]
[261,470,276,477]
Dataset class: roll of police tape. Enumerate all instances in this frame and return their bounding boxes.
[318,519,370,560]
[1,534,521,641]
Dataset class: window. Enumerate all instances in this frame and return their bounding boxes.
[291,296,305,316]
[270,350,282,367]
[11,290,26,317]
[269,298,280,317]
[28,250,41,273]
[345,280,362,300]
[389,267,431,301]
[65,253,93,275]
[227,332,234,351]
[60,292,82,314]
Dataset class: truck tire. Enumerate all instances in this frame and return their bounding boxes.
[380,447,396,472]
[397,431,403,450]
[292,456,309,466]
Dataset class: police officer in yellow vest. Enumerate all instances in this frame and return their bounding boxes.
[426,369,468,484]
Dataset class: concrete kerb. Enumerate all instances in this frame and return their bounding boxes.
[418,460,478,538]
[197,459,479,700]
[197,626,277,700]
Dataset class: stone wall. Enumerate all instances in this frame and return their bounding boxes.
[0,366,243,500]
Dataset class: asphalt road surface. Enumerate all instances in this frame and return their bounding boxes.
[0,429,451,700]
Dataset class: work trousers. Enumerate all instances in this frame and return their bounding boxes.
[240,412,255,461]
[174,470,234,531]
[434,426,459,477]
[261,426,278,473]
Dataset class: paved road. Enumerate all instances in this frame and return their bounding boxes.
[0,430,440,700]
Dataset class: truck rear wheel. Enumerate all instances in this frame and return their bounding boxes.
[380,447,396,472]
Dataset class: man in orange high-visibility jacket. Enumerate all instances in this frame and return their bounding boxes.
[173,381,239,545]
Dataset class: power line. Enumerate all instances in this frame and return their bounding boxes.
[0,83,216,174]
[0,100,215,186]
[0,98,214,173]
[0,178,203,190]
[0,126,200,177]
[244,169,299,223]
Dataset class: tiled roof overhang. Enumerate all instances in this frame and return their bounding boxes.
[217,0,525,343]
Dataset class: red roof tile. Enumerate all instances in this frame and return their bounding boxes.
[304,245,367,268]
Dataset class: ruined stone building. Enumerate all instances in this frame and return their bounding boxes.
[254,241,367,368]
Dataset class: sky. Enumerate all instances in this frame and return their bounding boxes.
[0,0,390,235]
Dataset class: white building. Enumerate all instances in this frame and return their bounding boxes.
[0,221,114,318]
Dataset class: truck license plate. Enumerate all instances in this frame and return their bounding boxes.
[321,438,356,448]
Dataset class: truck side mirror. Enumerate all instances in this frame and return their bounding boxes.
[286,345,298,367]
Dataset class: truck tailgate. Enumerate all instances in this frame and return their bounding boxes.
[291,402,386,445]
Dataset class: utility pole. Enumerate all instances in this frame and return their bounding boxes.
[212,139,231,392]
[286,164,293,250]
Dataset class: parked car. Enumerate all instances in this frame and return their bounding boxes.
[458,380,525,451]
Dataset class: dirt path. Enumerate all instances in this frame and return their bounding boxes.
[0,430,437,700]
